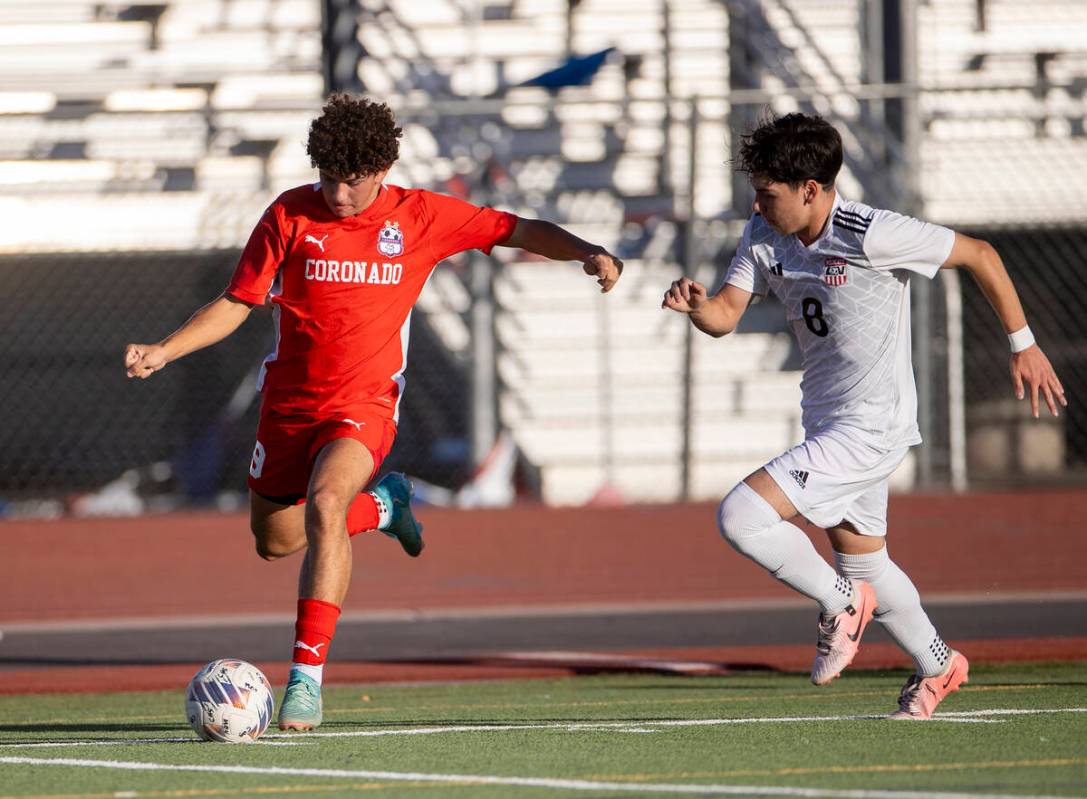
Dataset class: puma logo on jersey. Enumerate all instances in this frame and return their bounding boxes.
[305,234,329,252]
[342,418,365,431]
[293,641,325,657]
[789,469,809,489]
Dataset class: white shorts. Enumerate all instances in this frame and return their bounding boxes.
[763,425,909,537]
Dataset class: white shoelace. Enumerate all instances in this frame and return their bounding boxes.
[815,615,839,655]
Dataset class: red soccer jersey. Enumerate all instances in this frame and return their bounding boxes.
[227,183,517,417]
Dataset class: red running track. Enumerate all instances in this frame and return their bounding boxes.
[2,489,1085,691]
[4,489,1085,624]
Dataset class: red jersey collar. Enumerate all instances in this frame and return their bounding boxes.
[310,183,395,225]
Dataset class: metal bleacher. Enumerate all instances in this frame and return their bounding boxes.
[918,0,1087,225]
[495,258,802,503]
[3,0,1081,503]
[0,0,324,253]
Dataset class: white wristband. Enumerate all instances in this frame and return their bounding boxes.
[1008,325,1035,353]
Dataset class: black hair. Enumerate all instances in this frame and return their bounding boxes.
[736,112,843,189]
[306,93,402,177]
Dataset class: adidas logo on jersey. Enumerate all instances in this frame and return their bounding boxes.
[769,262,784,276]
[789,469,809,489]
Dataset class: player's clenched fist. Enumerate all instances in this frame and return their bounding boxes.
[124,343,168,379]
[582,252,624,293]
[662,277,708,313]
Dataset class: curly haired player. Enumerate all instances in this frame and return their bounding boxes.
[126,94,623,730]
[663,112,1064,719]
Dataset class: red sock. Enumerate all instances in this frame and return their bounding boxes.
[346,492,379,537]
[292,598,341,666]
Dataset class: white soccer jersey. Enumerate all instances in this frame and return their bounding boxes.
[724,195,955,450]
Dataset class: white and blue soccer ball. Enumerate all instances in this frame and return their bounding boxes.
[185,659,274,743]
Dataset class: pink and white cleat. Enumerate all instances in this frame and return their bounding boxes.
[889,650,970,720]
[811,580,877,685]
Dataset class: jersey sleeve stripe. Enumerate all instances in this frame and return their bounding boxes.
[833,216,869,235]
[835,208,874,224]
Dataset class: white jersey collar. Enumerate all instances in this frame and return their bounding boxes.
[798,191,846,253]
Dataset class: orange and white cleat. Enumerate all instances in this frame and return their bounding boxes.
[811,580,877,685]
[889,650,969,720]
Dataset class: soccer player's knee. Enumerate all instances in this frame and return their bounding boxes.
[834,544,891,582]
[717,483,780,552]
[254,536,286,561]
[305,487,350,525]
[251,525,290,561]
[249,515,299,561]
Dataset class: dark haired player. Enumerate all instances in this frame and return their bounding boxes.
[663,113,1064,718]
[125,94,623,730]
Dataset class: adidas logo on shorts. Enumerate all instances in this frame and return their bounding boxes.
[789,469,809,489]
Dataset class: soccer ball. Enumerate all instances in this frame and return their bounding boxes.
[185,659,275,743]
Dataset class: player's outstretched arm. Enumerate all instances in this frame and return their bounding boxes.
[662,278,753,338]
[942,232,1067,418]
[124,292,255,379]
[499,218,623,293]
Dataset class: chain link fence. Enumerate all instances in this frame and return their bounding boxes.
[0,251,260,512]
[2,147,1085,513]
[956,226,1087,485]
[0,249,479,514]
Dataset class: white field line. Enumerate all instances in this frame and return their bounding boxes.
[0,716,994,751]
[260,715,1002,740]
[0,755,1083,799]
[256,706,1086,740]
[5,707,1084,751]
[940,708,1087,718]
[0,738,306,748]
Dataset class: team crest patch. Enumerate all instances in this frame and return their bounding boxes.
[823,257,848,286]
[377,221,404,257]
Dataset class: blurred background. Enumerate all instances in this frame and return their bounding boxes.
[1,0,1085,517]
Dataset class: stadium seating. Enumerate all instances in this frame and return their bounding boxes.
[1,0,1083,502]
[491,257,802,503]
[917,0,1087,224]
[0,0,325,251]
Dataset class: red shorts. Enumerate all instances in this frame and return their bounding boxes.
[247,404,397,504]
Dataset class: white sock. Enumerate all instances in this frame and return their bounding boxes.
[290,662,324,685]
[368,491,391,529]
[834,548,948,676]
[718,482,853,614]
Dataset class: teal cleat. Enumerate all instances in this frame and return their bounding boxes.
[277,671,322,731]
[372,472,425,557]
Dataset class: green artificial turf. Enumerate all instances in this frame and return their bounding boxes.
[1,662,1085,798]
